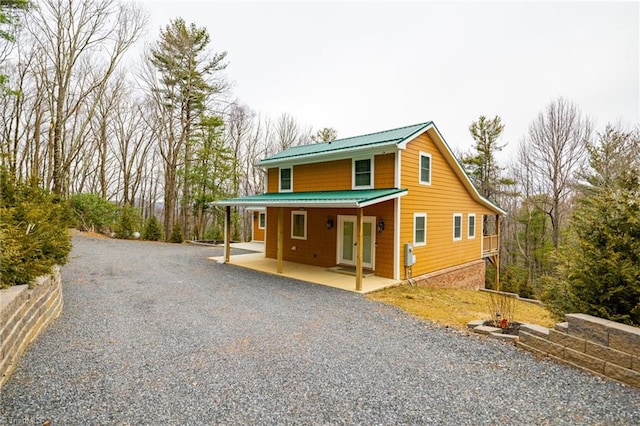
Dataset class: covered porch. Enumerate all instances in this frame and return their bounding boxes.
[216,189,407,292]
[210,243,399,294]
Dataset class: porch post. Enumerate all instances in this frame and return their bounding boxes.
[224,205,231,263]
[277,207,283,273]
[356,207,364,291]
[494,214,500,291]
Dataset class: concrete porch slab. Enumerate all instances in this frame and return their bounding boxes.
[209,250,400,294]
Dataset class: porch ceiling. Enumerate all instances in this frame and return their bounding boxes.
[215,188,408,209]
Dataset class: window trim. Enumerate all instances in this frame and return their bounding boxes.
[279,167,292,193]
[352,157,374,189]
[291,211,307,240]
[414,213,427,246]
[468,213,476,239]
[419,151,432,185]
[453,213,463,241]
[258,212,266,230]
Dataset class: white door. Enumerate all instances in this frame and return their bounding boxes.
[337,215,375,269]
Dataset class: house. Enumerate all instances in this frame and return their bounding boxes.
[248,207,266,242]
[217,122,504,291]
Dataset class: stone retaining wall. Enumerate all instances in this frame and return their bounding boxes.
[518,313,640,389]
[410,260,485,290]
[0,267,63,389]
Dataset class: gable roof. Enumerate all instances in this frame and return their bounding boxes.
[258,122,432,166]
[254,121,505,215]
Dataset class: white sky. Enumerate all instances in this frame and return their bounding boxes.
[136,0,639,162]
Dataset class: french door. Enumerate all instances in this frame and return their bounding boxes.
[337,215,375,269]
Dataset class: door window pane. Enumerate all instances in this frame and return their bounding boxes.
[363,222,372,264]
[342,221,354,260]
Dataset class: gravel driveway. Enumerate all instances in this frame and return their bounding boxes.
[1,234,639,425]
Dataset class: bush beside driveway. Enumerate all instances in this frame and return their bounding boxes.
[1,234,639,424]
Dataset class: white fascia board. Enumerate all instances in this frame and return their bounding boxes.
[396,123,506,216]
[218,200,361,209]
[357,190,408,208]
[426,125,507,216]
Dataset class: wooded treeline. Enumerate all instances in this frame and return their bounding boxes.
[0,0,331,242]
[461,107,639,324]
[2,1,639,322]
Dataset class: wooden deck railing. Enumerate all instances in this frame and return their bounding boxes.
[482,235,499,256]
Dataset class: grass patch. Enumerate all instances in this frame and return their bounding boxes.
[367,285,557,330]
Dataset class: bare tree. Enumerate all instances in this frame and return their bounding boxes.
[274,112,312,151]
[311,127,337,143]
[26,0,146,195]
[526,97,592,248]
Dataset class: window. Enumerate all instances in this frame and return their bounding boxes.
[468,214,476,239]
[291,211,307,240]
[453,213,462,241]
[419,152,432,185]
[353,158,373,188]
[279,167,292,192]
[414,213,427,246]
[258,212,266,229]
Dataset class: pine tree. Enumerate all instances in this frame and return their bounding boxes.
[563,171,640,324]
[170,223,184,244]
[114,205,141,239]
[462,115,514,204]
[0,168,72,287]
[149,18,227,241]
[143,215,163,241]
[545,127,640,324]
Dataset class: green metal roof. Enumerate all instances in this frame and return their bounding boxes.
[216,188,408,208]
[258,122,433,165]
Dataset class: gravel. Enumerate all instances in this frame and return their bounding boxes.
[1,234,639,425]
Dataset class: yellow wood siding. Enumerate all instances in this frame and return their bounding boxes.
[374,153,395,188]
[264,202,395,278]
[399,133,494,279]
[267,168,279,193]
[252,212,265,241]
[293,160,352,191]
[266,153,396,193]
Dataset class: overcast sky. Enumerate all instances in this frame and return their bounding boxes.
[136,0,639,162]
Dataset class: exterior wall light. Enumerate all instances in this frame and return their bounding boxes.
[326,216,334,229]
[377,218,385,233]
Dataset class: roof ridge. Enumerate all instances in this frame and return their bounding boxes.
[259,121,433,165]
[327,121,432,144]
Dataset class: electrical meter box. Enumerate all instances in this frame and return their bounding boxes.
[404,243,416,266]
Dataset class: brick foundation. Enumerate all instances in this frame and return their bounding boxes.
[409,260,486,290]
[0,267,63,389]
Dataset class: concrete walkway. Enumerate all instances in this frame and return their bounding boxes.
[213,242,400,294]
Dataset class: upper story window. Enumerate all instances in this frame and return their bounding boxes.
[468,214,476,239]
[279,167,292,192]
[353,158,373,189]
[453,213,462,241]
[419,152,432,185]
